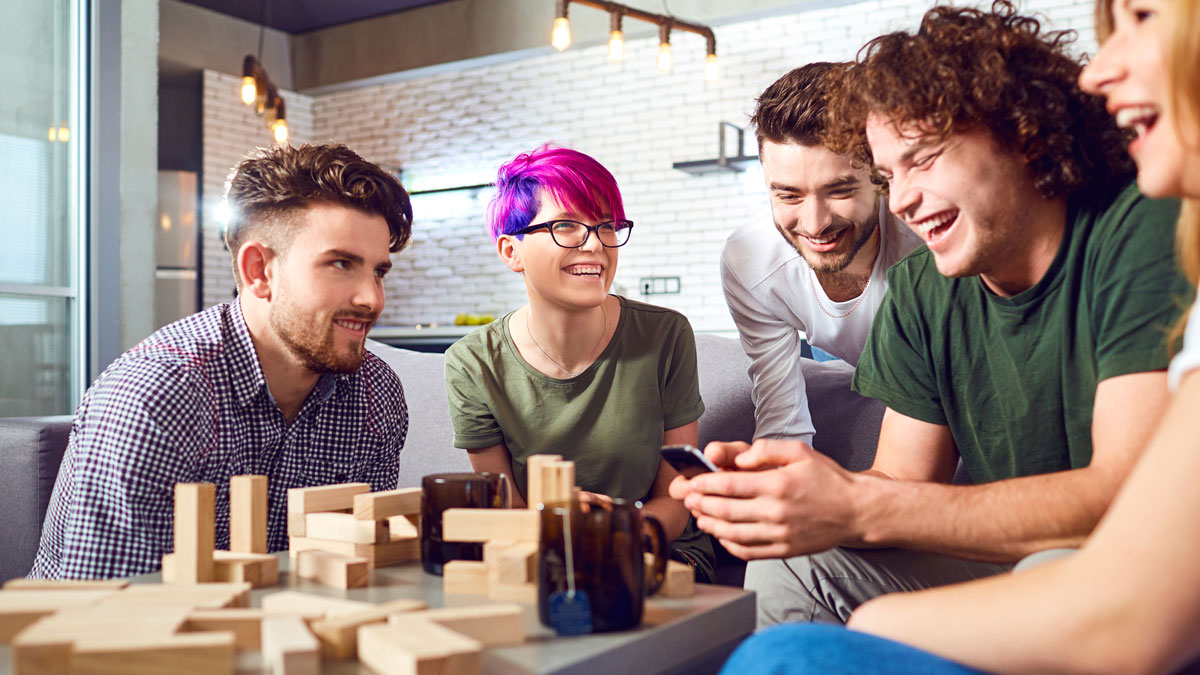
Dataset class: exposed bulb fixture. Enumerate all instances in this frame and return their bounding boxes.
[657,23,673,73]
[57,125,69,143]
[705,53,719,82]
[552,17,571,51]
[240,76,257,105]
[608,30,625,62]
[272,119,288,144]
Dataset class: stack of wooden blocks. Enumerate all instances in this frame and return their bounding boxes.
[161,476,279,588]
[286,483,423,588]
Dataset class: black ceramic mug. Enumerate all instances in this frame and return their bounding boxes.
[420,472,511,575]
[537,499,668,635]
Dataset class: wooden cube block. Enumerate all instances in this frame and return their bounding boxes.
[229,475,268,554]
[353,487,422,520]
[525,454,562,508]
[308,598,427,660]
[358,619,482,675]
[294,550,369,590]
[71,632,235,675]
[397,604,525,647]
[162,550,278,588]
[659,559,695,598]
[305,512,390,544]
[387,514,420,540]
[484,540,538,586]
[261,615,319,675]
[259,591,371,619]
[442,560,489,595]
[172,482,216,584]
[286,483,370,537]
[441,508,540,543]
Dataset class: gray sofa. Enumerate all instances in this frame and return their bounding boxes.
[0,334,885,582]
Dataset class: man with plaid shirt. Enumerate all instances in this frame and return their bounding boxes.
[31,143,414,579]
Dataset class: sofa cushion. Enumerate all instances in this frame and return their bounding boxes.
[0,415,73,580]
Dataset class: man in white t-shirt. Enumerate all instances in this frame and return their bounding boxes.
[722,62,922,444]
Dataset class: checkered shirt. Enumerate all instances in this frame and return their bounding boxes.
[29,301,408,579]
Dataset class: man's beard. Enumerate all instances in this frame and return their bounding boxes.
[269,291,375,374]
[777,208,880,275]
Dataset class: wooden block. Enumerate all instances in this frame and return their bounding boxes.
[12,606,191,675]
[442,560,489,595]
[229,474,268,554]
[540,460,575,505]
[388,514,421,540]
[407,604,525,647]
[659,560,695,598]
[484,540,538,586]
[72,631,235,675]
[286,482,370,537]
[305,512,390,544]
[488,582,538,604]
[294,550,369,589]
[354,487,422,520]
[162,550,278,588]
[525,454,562,508]
[358,619,482,675]
[172,482,216,584]
[289,535,419,569]
[260,591,372,619]
[2,579,129,591]
[441,508,539,543]
[309,598,427,660]
[97,583,252,609]
[185,608,274,651]
[261,614,319,675]
[0,590,118,643]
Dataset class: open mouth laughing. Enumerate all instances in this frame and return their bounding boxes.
[564,263,604,279]
[1114,105,1160,154]
[911,209,959,247]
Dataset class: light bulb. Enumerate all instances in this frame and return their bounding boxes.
[57,125,70,143]
[552,17,571,51]
[607,30,624,62]
[705,53,720,82]
[273,119,288,144]
[657,42,672,72]
[48,127,56,142]
[241,76,257,105]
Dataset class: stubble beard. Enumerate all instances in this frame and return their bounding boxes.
[270,289,373,375]
[777,207,881,275]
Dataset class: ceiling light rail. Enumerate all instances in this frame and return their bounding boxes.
[553,0,719,81]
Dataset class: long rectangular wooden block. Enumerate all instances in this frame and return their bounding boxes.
[289,536,419,569]
[229,474,268,554]
[173,482,216,584]
[388,514,420,540]
[294,550,369,590]
[12,605,191,674]
[97,583,252,609]
[540,460,575,506]
[71,632,235,675]
[358,620,482,675]
[259,591,372,620]
[186,608,273,651]
[309,598,427,661]
[162,550,278,588]
[2,579,129,591]
[261,614,319,675]
[484,540,538,586]
[441,508,540,543]
[442,560,489,595]
[353,487,422,520]
[287,483,370,537]
[408,604,525,647]
[305,512,389,544]
[0,590,118,643]
[525,454,562,508]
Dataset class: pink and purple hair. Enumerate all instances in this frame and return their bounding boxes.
[486,146,626,241]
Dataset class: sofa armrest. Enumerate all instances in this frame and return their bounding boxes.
[0,416,72,580]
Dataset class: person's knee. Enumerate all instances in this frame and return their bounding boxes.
[745,553,849,626]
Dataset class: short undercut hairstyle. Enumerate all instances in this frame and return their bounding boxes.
[223,143,413,286]
[486,145,625,241]
[827,0,1133,200]
[751,61,848,151]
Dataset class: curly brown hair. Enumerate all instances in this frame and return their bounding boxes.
[827,0,1132,200]
[224,143,413,286]
[752,62,849,151]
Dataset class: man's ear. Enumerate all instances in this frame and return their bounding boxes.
[237,241,276,300]
[497,235,524,273]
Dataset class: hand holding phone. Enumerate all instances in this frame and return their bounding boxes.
[661,444,720,479]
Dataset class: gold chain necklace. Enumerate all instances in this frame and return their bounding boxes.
[526,301,608,377]
[808,265,871,319]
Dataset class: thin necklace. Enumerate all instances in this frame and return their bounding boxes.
[809,265,871,319]
[526,301,609,378]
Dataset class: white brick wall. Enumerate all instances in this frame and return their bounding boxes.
[201,0,1098,330]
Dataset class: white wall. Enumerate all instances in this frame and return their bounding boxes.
[201,0,1098,331]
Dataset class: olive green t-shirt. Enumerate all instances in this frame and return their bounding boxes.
[444,295,712,573]
[853,183,1190,484]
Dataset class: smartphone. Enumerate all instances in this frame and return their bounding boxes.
[661,444,720,478]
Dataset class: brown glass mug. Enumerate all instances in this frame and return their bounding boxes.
[537,499,669,634]
[421,472,511,575]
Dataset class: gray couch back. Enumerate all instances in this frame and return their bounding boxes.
[0,334,885,580]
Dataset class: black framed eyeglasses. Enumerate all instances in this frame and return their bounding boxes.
[512,219,634,248]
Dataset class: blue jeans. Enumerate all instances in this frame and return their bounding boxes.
[720,624,989,675]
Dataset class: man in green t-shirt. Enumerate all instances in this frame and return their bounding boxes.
[671,2,1192,627]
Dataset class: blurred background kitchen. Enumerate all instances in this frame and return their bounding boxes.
[0,0,1100,417]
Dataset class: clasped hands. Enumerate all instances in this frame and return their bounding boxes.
[668,439,864,560]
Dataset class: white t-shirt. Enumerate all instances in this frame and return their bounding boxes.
[720,201,923,443]
[1168,296,1200,391]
